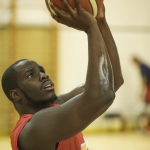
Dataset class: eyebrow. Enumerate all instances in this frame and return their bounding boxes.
[38,65,45,71]
[23,65,45,76]
[23,67,35,76]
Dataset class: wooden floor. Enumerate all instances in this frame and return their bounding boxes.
[85,131,150,150]
[0,131,150,150]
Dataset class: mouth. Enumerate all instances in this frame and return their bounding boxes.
[42,81,54,91]
[44,83,54,90]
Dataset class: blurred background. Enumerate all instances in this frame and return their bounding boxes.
[0,0,150,149]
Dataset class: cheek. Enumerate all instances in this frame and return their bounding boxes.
[21,83,41,97]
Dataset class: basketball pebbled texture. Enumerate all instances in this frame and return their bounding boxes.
[45,0,103,17]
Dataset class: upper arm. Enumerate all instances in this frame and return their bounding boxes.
[19,94,87,150]
[18,88,114,150]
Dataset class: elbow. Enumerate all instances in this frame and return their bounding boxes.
[96,87,116,110]
[121,77,124,86]
[114,76,124,92]
[98,85,116,105]
[84,82,116,105]
[118,77,124,87]
[83,84,115,112]
[106,89,116,103]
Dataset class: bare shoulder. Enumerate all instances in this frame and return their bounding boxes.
[18,108,59,150]
[17,93,84,149]
[17,99,84,150]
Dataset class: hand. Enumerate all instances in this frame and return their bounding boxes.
[96,4,105,22]
[49,0,97,32]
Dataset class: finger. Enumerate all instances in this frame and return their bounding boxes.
[50,2,68,18]
[74,0,82,13]
[61,0,74,14]
[47,3,55,15]
[45,0,57,16]
[45,0,51,12]
[51,14,71,26]
[96,3,105,18]
[51,14,63,22]
[52,14,82,30]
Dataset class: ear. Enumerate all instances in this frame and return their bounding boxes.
[10,89,21,102]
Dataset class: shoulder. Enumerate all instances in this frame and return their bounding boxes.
[10,114,33,150]
[17,108,61,150]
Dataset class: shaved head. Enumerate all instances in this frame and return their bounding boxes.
[1,59,27,102]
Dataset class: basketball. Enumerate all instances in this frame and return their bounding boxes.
[45,0,103,17]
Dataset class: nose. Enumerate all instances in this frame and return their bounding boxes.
[39,72,49,81]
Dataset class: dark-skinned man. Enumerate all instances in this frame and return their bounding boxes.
[1,0,123,150]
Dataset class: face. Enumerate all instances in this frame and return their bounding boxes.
[14,60,57,104]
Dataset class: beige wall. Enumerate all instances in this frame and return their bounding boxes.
[0,26,58,135]
[0,0,150,134]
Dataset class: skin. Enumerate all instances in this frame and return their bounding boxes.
[56,4,124,104]
[11,60,57,114]
[9,0,123,150]
[96,5,124,92]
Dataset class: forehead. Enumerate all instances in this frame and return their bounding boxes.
[14,60,40,73]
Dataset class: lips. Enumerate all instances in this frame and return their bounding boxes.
[44,84,52,89]
[44,83,54,90]
[42,81,54,91]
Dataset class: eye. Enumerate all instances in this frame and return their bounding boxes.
[28,72,34,79]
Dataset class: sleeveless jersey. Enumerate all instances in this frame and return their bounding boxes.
[10,104,88,150]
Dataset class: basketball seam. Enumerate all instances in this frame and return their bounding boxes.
[95,0,98,8]
[46,0,99,17]
[89,0,98,17]
[95,0,98,15]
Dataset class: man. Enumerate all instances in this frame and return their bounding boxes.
[1,0,123,150]
[133,56,150,104]
[132,56,150,131]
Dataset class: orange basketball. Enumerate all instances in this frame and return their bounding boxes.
[45,0,103,17]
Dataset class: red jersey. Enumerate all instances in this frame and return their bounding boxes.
[10,104,88,150]
[145,84,150,104]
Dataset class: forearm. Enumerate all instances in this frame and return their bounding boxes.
[97,19,124,91]
[103,45,114,90]
[57,83,85,104]
[84,24,114,99]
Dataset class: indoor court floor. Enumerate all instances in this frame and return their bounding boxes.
[0,131,150,150]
